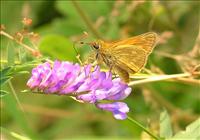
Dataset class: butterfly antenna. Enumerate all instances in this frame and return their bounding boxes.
[72,31,89,65]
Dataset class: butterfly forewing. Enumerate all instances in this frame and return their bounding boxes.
[110,32,157,54]
[97,32,157,83]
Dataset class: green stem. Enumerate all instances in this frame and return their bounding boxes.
[127,116,162,140]
[8,81,26,114]
[128,73,193,86]
[71,1,102,39]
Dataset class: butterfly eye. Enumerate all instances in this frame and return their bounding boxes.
[93,44,100,49]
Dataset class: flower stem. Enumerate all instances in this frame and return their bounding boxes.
[0,30,41,57]
[128,72,200,86]
[127,116,162,140]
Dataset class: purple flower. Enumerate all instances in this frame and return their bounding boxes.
[27,62,51,89]
[77,78,131,103]
[27,60,132,120]
[96,102,129,120]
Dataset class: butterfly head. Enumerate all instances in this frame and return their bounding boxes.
[90,40,105,50]
[92,42,100,50]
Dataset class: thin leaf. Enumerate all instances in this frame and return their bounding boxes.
[15,71,29,75]
[0,76,12,86]
[0,66,13,76]
[0,90,10,98]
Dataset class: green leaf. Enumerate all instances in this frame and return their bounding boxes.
[0,66,13,76]
[20,90,29,93]
[39,34,76,61]
[0,90,9,98]
[14,71,29,75]
[160,110,173,138]
[167,118,200,140]
[0,76,12,86]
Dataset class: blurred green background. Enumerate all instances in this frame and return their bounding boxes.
[1,1,200,140]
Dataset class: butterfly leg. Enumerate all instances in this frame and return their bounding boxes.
[115,66,130,83]
[72,41,84,65]
[108,64,118,79]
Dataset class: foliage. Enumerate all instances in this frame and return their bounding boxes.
[159,112,200,140]
[160,110,173,138]
[167,118,200,140]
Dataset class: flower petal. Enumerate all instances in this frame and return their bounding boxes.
[27,62,51,89]
[96,102,129,120]
[27,61,132,120]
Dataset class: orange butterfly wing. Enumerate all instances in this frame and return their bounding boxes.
[110,32,157,54]
[98,32,157,83]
